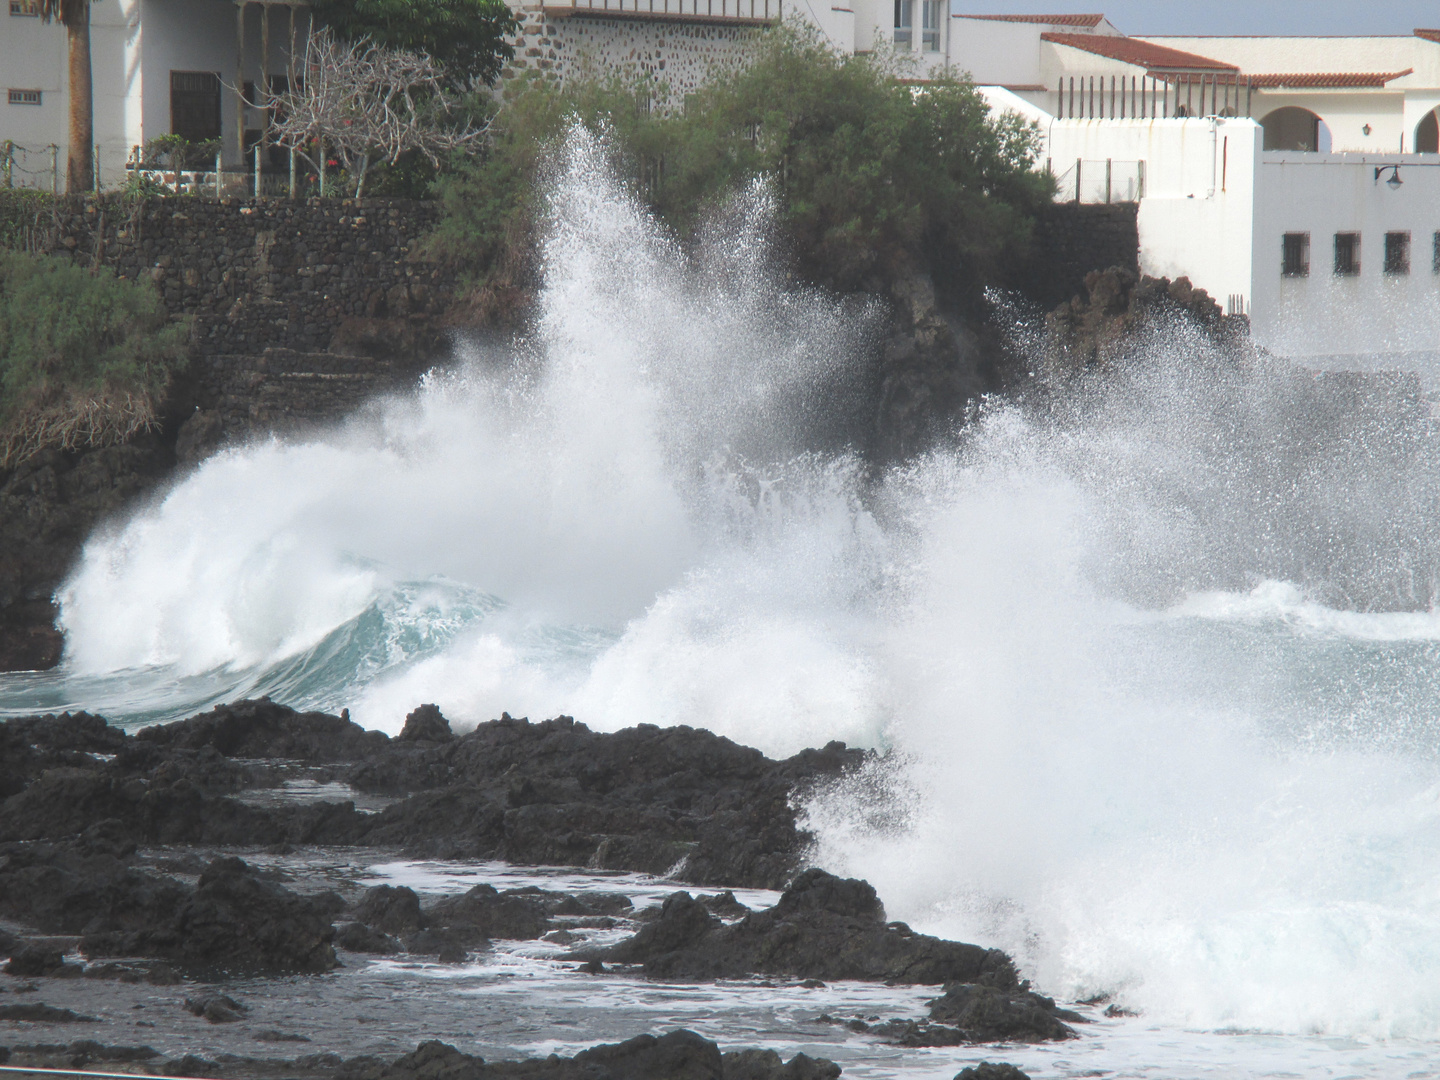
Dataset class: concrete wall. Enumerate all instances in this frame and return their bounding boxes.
[1251,153,1440,363]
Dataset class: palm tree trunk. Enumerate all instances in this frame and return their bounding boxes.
[65,4,93,193]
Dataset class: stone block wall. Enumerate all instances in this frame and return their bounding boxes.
[35,196,456,358]
[1025,202,1141,311]
[507,4,763,97]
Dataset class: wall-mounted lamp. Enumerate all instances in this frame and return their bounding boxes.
[1363,123,1373,135]
[1375,164,1403,189]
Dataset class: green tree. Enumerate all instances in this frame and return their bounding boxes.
[307,0,519,87]
[38,0,93,193]
[429,26,1052,308]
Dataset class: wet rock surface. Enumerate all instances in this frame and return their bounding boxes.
[0,702,1084,1070]
[0,1032,839,1080]
[601,870,1014,987]
[0,701,866,890]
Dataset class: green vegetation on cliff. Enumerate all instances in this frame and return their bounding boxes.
[0,250,189,467]
[429,26,1052,316]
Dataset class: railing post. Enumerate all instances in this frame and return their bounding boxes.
[215,149,223,199]
[289,145,296,199]
[51,145,58,195]
[254,142,262,198]
[1105,158,1112,203]
[3,141,11,189]
[1075,158,1082,203]
[1138,159,1146,199]
[319,141,326,198]
[93,143,100,191]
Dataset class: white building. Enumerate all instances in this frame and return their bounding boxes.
[2,0,309,188]
[2,0,979,190]
[961,17,1440,372]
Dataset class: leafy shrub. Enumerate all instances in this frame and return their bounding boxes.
[0,189,57,254]
[429,24,1053,311]
[0,251,189,466]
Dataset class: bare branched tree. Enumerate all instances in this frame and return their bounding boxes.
[262,28,489,197]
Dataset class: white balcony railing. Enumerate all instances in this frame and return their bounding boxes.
[544,0,780,22]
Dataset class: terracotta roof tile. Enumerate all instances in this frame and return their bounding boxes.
[1041,32,1237,71]
[959,13,1105,27]
[1415,29,1440,43]
[1245,69,1413,88]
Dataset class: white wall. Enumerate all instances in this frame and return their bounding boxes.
[1045,118,1259,313]
[1252,153,1440,362]
[0,0,138,187]
[1253,89,1405,153]
[949,17,1044,86]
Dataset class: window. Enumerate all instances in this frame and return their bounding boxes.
[8,0,41,15]
[893,0,912,48]
[1384,231,1411,274]
[170,71,221,144]
[921,0,941,51]
[1334,232,1360,276]
[1433,231,1440,274]
[1281,232,1309,277]
[6,89,41,105]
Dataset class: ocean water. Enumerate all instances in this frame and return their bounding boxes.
[3,126,1440,1076]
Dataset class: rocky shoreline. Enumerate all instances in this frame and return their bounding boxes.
[0,703,1072,1079]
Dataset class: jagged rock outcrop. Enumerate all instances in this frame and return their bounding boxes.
[601,869,1015,986]
[1042,266,1249,381]
[1,702,866,889]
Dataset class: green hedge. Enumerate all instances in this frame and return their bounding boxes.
[0,250,189,466]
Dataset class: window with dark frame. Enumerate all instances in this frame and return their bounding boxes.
[7,89,41,105]
[921,0,941,51]
[8,0,41,15]
[1334,232,1360,276]
[1282,232,1309,277]
[1384,231,1411,274]
[170,71,221,144]
[893,0,912,47]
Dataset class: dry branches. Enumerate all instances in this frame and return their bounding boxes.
[262,29,490,197]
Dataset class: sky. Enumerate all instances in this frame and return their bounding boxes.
[950,0,1440,36]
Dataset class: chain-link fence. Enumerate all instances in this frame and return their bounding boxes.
[1051,158,1147,204]
[1,142,62,193]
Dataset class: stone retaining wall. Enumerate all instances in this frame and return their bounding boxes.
[1026,202,1141,311]
[506,3,762,96]
[34,195,456,358]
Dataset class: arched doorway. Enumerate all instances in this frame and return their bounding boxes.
[1416,109,1439,153]
[1261,106,1329,151]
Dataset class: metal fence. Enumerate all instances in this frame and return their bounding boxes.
[1051,158,1146,203]
[1056,74,1255,120]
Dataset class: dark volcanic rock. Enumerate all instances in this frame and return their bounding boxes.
[81,856,338,974]
[955,1065,1030,1080]
[0,1003,97,1022]
[924,983,1079,1042]
[425,885,549,940]
[3,945,79,978]
[2,705,867,890]
[184,993,249,1023]
[136,698,387,761]
[397,704,454,743]
[0,439,174,674]
[354,885,424,935]
[603,869,1015,986]
[722,1049,840,1080]
[0,840,187,935]
[334,922,400,954]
